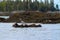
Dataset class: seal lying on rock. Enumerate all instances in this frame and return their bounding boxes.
[13,23,42,28]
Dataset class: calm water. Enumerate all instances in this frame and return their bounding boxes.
[0,23,60,40]
[0,16,9,19]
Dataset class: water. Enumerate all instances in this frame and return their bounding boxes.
[0,23,60,40]
[0,16,9,19]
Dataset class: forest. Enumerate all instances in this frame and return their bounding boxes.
[0,0,59,12]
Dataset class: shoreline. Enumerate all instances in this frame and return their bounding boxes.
[0,22,60,24]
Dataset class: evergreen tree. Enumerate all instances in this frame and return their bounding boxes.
[56,4,59,11]
[0,0,59,12]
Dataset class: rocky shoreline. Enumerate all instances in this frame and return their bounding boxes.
[0,12,60,24]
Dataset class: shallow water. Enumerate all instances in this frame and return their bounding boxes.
[0,23,60,40]
[0,16,9,19]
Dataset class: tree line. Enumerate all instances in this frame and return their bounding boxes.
[0,0,59,12]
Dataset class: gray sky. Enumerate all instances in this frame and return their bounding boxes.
[54,0,60,9]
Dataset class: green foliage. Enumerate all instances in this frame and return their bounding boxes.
[0,0,59,12]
